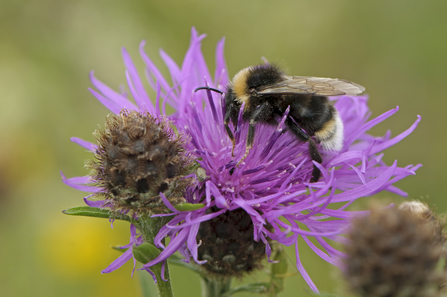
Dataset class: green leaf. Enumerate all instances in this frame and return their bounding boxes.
[221,283,269,297]
[62,206,133,223]
[133,243,161,265]
[133,243,163,278]
[173,203,205,212]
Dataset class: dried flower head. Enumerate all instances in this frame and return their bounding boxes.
[88,109,194,215]
[345,206,443,297]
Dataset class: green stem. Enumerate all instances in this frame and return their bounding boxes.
[153,265,173,297]
[138,214,174,297]
[201,277,232,297]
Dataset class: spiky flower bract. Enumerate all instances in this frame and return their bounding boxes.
[63,28,421,292]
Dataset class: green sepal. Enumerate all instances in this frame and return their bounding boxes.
[221,283,269,297]
[62,206,133,223]
[173,203,205,212]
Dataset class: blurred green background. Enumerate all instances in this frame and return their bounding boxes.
[1,0,446,296]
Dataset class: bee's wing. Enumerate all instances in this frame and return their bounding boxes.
[257,76,365,96]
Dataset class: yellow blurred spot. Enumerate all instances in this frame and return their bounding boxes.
[38,215,128,279]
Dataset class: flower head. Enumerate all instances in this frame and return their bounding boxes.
[63,28,421,292]
[88,110,195,215]
[196,207,269,277]
[345,205,443,297]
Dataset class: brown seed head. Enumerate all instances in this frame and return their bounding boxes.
[345,206,443,297]
[88,110,195,215]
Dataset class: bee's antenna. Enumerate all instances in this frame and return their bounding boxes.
[194,86,223,94]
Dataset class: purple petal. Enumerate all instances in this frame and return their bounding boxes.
[121,47,152,109]
[139,41,169,89]
[144,228,190,267]
[295,241,319,293]
[160,49,181,86]
[214,37,228,88]
[207,181,229,209]
[347,106,399,144]
[302,235,341,267]
[102,249,133,274]
[370,115,421,155]
[61,172,102,192]
[89,72,137,111]
[158,192,180,214]
[160,261,168,281]
[83,197,105,207]
[88,88,122,114]
[331,160,398,203]
[187,222,206,264]
[70,137,97,151]
[142,267,158,283]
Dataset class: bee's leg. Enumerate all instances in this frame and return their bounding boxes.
[237,102,272,166]
[285,118,322,182]
[224,103,237,156]
[236,121,255,167]
[224,122,236,157]
[308,139,323,182]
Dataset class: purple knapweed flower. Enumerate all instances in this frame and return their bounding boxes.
[63,28,421,292]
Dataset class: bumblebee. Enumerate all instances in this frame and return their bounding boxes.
[197,64,365,182]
